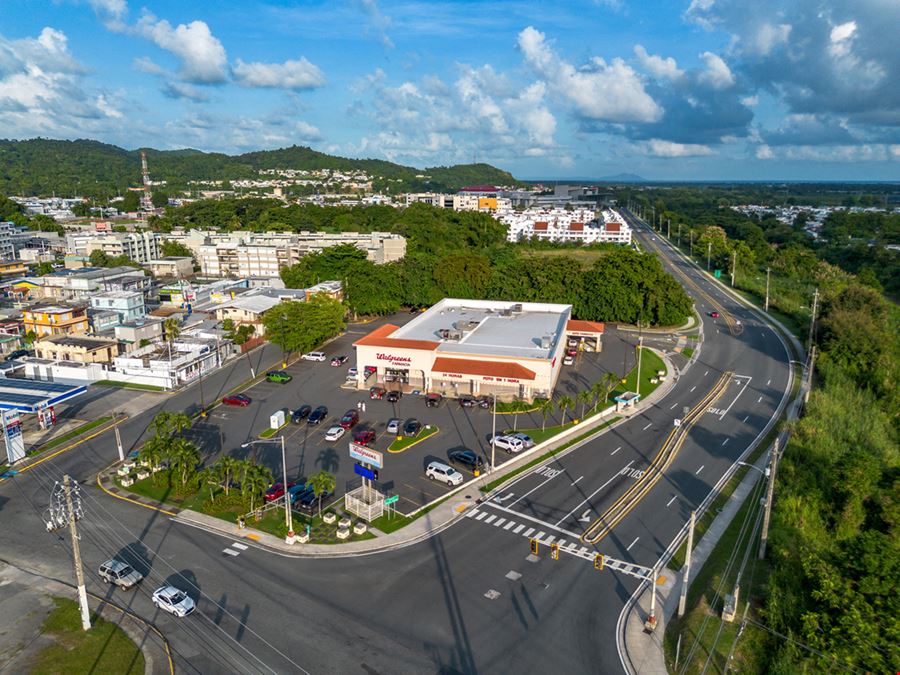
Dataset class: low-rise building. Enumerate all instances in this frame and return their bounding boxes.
[34,334,119,364]
[115,317,164,350]
[22,303,89,337]
[89,290,146,325]
[500,207,632,245]
[143,257,194,278]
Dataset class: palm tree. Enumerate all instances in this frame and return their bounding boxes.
[510,394,522,431]
[215,456,240,496]
[309,470,336,518]
[197,466,219,503]
[578,390,593,419]
[168,438,200,487]
[591,381,605,413]
[557,395,575,424]
[602,371,619,413]
[163,317,181,357]
[242,465,272,513]
[168,412,191,437]
[140,436,166,483]
[538,398,556,432]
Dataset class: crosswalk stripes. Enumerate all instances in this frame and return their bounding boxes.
[222,541,248,557]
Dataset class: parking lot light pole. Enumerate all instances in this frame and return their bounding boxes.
[242,437,292,536]
[491,392,497,472]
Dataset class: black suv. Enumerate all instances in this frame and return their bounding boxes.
[448,449,485,472]
[292,405,312,423]
[386,390,402,403]
[403,418,421,436]
[307,406,328,425]
[458,396,477,408]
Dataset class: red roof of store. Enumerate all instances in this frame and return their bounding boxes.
[605,222,621,232]
[567,319,605,334]
[534,221,549,231]
[354,323,440,351]
[432,357,536,380]
[569,222,584,231]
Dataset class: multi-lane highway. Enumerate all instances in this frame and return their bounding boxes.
[0,211,794,674]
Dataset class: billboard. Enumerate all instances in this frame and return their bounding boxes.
[348,442,383,469]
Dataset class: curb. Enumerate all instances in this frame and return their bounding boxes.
[387,426,439,454]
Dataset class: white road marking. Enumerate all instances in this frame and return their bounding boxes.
[535,531,546,541]
[717,376,752,419]
[554,461,634,527]
[611,446,621,455]
[509,468,564,507]
[666,495,678,507]
[757,396,763,403]
[704,370,709,376]
[690,386,697,392]
[231,542,248,550]
[223,548,240,556]
[493,492,515,503]
[626,537,640,552]
[493,518,506,527]
[505,570,522,581]
[722,438,729,446]
[524,527,535,537]
[513,524,525,534]
[742,415,749,423]
[475,510,488,521]
[484,589,501,600]
[544,535,556,545]
[504,520,516,530]
[670,403,678,410]
[571,476,583,486]
[578,509,591,523]
[696,465,705,475]
[642,422,652,431]
[483,514,497,524]
[767,379,771,386]
[487,503,582,539]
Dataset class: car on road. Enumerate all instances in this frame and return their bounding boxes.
[222,394,251,407]
[386,390,402,403]
[302,351,326,361]
[308,405,328,425]
[347,367,358,379]
[563,355,574,366]
[152,586,195,617]
[510,432,535,449]
[424,393,443,407]
[386,418,400,434]
[353,428,376,446]
[492,435,525,453]
[709,311,720,318]
[339,409,359,429]
[291,405,312,423]
[264,482,295,503]
[425,461,464,486]
[448,449,485,472]
[369,386,386,399]
[458,396,477,408]
[324,425,345,441]
[266,371,292,383]
[98,559,143,590]
[330,355,348,366]
[403,418,422,436]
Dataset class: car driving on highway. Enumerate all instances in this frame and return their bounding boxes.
[152,586,195,617]
[98,559,143,590]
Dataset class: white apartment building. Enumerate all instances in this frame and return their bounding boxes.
[67,231,160,263]
[0,221,19,261]
[500,207,632,245]
[89,290,146,324]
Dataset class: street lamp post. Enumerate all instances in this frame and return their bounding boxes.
[491,392,497,472]
[242,437,293,539]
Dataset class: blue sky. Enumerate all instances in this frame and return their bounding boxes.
[1,0,898,180]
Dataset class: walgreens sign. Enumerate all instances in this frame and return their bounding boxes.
[376,352,412,365]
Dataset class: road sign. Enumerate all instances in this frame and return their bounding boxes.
[354,463,376,480]
[674,419,682,427]
[384,495,399,506]
[714,269,722,278]
[349,442,383,469]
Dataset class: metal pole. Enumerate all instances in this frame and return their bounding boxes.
[690,231,694,256]
[758,439,779,559]
[678,510,695,617]
[648,567,657,625]
[765,268,770,312]
[64,475,91,631]
[281,436,292,536]
[114,413,124,462]
[491,393,497,471]
[731,249,736,287]
[678,223,682,247]
[707,242,712,271]
[636,334,643,398]
[667,219,671,238]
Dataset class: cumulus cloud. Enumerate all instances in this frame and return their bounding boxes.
[161,81,208,102]
[634,45,683,80]
[644,139,715,157]
[136,14,228,83]
[357,0,393,49]
[762,113,856,146]
[698,51,734,89]
[518,26,663,123]
[294,120,321,141]
[232,58,325,90]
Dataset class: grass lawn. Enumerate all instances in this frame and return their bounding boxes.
[495,398,544,414]
[389,425,438,453]
[682,347,695,358]
[368,511,412,534]
[609,347,666,401]
[29,416,112,455]
[260,421,289,439]
[687,334,700,341]
[519,248,611,267]
[95,380,165,392]
[31,597,144,675]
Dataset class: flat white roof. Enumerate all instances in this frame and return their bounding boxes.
[391,298,571,360]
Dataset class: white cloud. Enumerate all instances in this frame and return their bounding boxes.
[740,95,758,107]
[747,23,792,56]
[755,144,774,159]
[633,45,683,80]
[505,81,556,147]
[294,120,321,140]
[232,58,325,91]
[357,0,393,49]
[89,0,127,18]
[133,56,164,75]
[698,51,734,89]
[518,26,663,123]
[161,81,208,102]
[645,139,715,157]
[136,14,228,84]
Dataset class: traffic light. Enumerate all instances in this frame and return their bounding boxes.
[550,543,560,560]
[594,554,605,571]
[530,538,539,555]
[372,469,379,481]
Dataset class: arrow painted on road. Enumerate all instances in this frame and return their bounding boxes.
[493,493,515,504]
[579,510,591,523]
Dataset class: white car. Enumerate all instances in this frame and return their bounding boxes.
[426,461,464,486]
[563,355,574,366]
[302,351,326,361]
[347,367,358,379]
[492,435,525,453]
[152,585,195,617]
[324,425,345,442]
[510,433,535,449]
[386,418,400,434]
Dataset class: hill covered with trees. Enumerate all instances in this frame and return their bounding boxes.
[0,138,520,198]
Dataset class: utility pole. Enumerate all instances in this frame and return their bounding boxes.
[635,333,643,398]
[667,218,671,239]
[707,242,712,271]
[678,223,682,247]
[645,566,658,631]
[807,287,819,354]
[731,249,737,287]
[114,412,124,462]
[46,476,92,630]
[678,510,696,617]
[758,440,779,560]
[690,231,694,257]
[491,393,497,471]
[764,267,770,312]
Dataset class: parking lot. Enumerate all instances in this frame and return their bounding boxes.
[187,313,639,516]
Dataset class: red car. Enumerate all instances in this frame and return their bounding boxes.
[264,482,295,503]
[709,311,720,318]
[223,394,251,406]
[340,409,360,429]
[353,429,376,446]
[566,347,578,357]
[369,386,386,400]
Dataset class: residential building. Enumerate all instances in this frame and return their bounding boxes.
[112,335,232,389]
[22,303,89,337]
[115,317,164,350]
[143,257,194,278]
[213,287,312,337]
[500,207,632,245]
[0,260,28,277]
[20,266,152,302]
[34,334,119,364]
[404,193,511,213]
[66,231,160,263]
[89,290,146,324]
[89,309,120,333]
[0,221,18,260]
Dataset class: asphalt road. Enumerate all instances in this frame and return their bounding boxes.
[0,212,792,674]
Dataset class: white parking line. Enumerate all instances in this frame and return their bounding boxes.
[554,461,634,527]
[642,422,652,431]
[695,465,705,475]
[626,537,640,552]
[666,495,677,507]
[611,446,621,455]
[571,476,583,486]
[722,438,729,445]
[742,415,749,423]
[757,396,763,403]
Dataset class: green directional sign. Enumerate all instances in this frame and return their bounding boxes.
[714,269,722,278]
[384,495,399,505]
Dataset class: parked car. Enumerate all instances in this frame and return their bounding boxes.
[264,482,295,503]
[566,347,578,357]
[339,409,359,429]
[567,338,579,347]
[563,355,574,366]
[426,461,464,486]
[386,418,401,434]
[98,559,143,590]
[709,311,720,318]
[458,396,477,408]
[302,351,326,361]
[403,418,422,436]
[222,394,251,407]
[448,449,485,472]
[510,432,535,449]
[152,586,195,617]
[324,425,345,441]
[291,405,312,423]
[476,396,491,409]
[369,386,386,400]
[288,484,310,504]
[330,355,348,366]
[347,367,358,379]
[492,435,525,453]
[295,486,333,514]
[353,428,376,446]
[266,371,292,383]
[386,390,402,403]
[308,405,328,425]
[424,393,443,407]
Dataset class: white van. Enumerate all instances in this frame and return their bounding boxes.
[492,435,525,453]
[302,351,326,361]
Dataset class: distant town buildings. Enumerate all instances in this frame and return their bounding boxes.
[500,207,632,245]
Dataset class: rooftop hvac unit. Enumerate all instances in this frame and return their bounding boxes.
[499,308,512,317]
[512,303,523,313]
[447,329,463,341]
[540,334,552,349]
